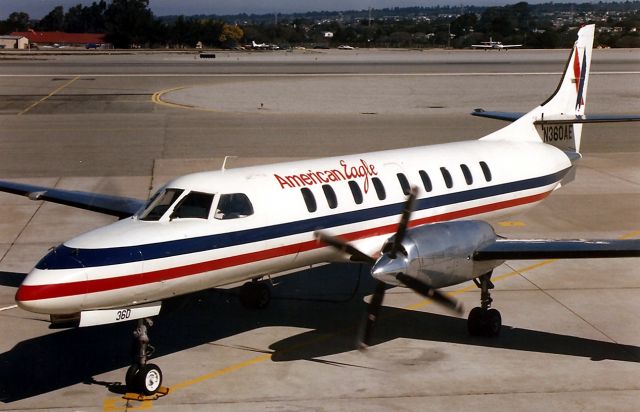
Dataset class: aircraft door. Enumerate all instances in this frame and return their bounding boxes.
[131,248,154,304]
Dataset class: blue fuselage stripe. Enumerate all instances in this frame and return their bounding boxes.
[38,167,570,270]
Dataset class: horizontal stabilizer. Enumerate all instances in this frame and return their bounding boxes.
[0,180,144,218]
[473,110,640,125]
[534,114,640,125]
[474,238,640,261]
[472,109,524,122]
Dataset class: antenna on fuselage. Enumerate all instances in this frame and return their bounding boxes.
[221,155,238,173]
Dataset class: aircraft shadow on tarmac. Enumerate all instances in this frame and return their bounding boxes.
[1,264,639,402]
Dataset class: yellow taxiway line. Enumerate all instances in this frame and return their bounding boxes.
[17,76,80,116]
[151,86,228,113]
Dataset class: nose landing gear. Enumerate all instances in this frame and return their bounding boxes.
[467,272,502,337]
[125,318,167,396]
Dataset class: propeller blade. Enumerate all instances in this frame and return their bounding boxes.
[389,187,417,258]
[396,273,463,314]
[359,280,387,349]
[314,232,376,264]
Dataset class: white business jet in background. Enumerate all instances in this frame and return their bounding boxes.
[0,25,638,395]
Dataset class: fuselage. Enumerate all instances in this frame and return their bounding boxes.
[15,139,572,315]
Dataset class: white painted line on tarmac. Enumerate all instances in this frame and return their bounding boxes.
[0,305,18,312]
[0,71,637,78]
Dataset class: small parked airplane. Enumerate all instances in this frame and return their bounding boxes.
[250,40,279,50]
[1,25,638,396]
[472,37,522,50]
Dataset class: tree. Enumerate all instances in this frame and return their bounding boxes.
[83,1,107,32]
[38,6,64,31]
[64,5,86,32]
[450,13,477,36]
[219,24,243,47]
[7,12,30,31]
[104,0,154,48]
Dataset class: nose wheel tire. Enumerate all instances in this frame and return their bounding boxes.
[136,364,163,396]
[125,364,140,390]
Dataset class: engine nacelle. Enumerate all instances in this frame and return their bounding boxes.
[372,220,503,289]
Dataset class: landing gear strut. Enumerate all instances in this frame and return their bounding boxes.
[467,272,502,337]
[239,280,271,310]
[125,318,163,395]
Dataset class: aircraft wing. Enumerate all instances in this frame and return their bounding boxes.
[0,180,144,219]
[474,238,640,260]
[471,45,493,49]
[471,110,525,122]
[501,44,522,48]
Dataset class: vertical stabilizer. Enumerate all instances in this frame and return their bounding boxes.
[481,25,595,153]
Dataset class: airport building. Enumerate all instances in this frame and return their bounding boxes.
[0,35,29,49]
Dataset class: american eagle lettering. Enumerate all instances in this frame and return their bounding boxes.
[274,159,377,193]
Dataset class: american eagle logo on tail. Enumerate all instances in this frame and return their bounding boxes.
[573,47,587,109]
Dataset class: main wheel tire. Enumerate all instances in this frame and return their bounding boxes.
[486,308,502,337]
[136,363,163,396]
[240,282,271,310]
[467,307,485,336]
[125,364,140,392]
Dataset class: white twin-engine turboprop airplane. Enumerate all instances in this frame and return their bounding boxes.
[1,25,638,395]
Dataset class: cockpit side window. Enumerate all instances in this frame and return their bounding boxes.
[171,191,215,220]
[215,193,254,220]
[139,188,184,221]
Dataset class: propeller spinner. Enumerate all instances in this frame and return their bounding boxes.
[315,187,463,349]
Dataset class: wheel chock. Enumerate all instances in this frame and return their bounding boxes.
[123,386,170,401]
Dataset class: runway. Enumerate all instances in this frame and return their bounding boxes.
[0,48,638,411]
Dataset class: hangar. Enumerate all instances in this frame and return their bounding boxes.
[10,30,107,49]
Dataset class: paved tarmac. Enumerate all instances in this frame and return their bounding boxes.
[0,49,638,411]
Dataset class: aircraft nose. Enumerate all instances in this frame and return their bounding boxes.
[15,265,87,315]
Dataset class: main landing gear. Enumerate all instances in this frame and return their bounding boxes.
[125,318,164,395]
[239,279,272,310]
[467,272,502,337]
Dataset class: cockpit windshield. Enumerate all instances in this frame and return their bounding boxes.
[139,188,184,221]
[171,191,215,220]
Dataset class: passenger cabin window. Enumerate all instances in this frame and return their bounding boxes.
[171,191,214,220]
[348,180,363,204]
[460,164,473,185]
[372,177,386,200]
[440,167,453,189]
[300,188,317,212]
[214,193,254,220]
[322,184,338,209]
[419,170,432,192]
[139,188,184,221]
[480,161,492,182]
[396,173,411,195]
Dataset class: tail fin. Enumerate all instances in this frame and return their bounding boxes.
[481,25,595,153]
